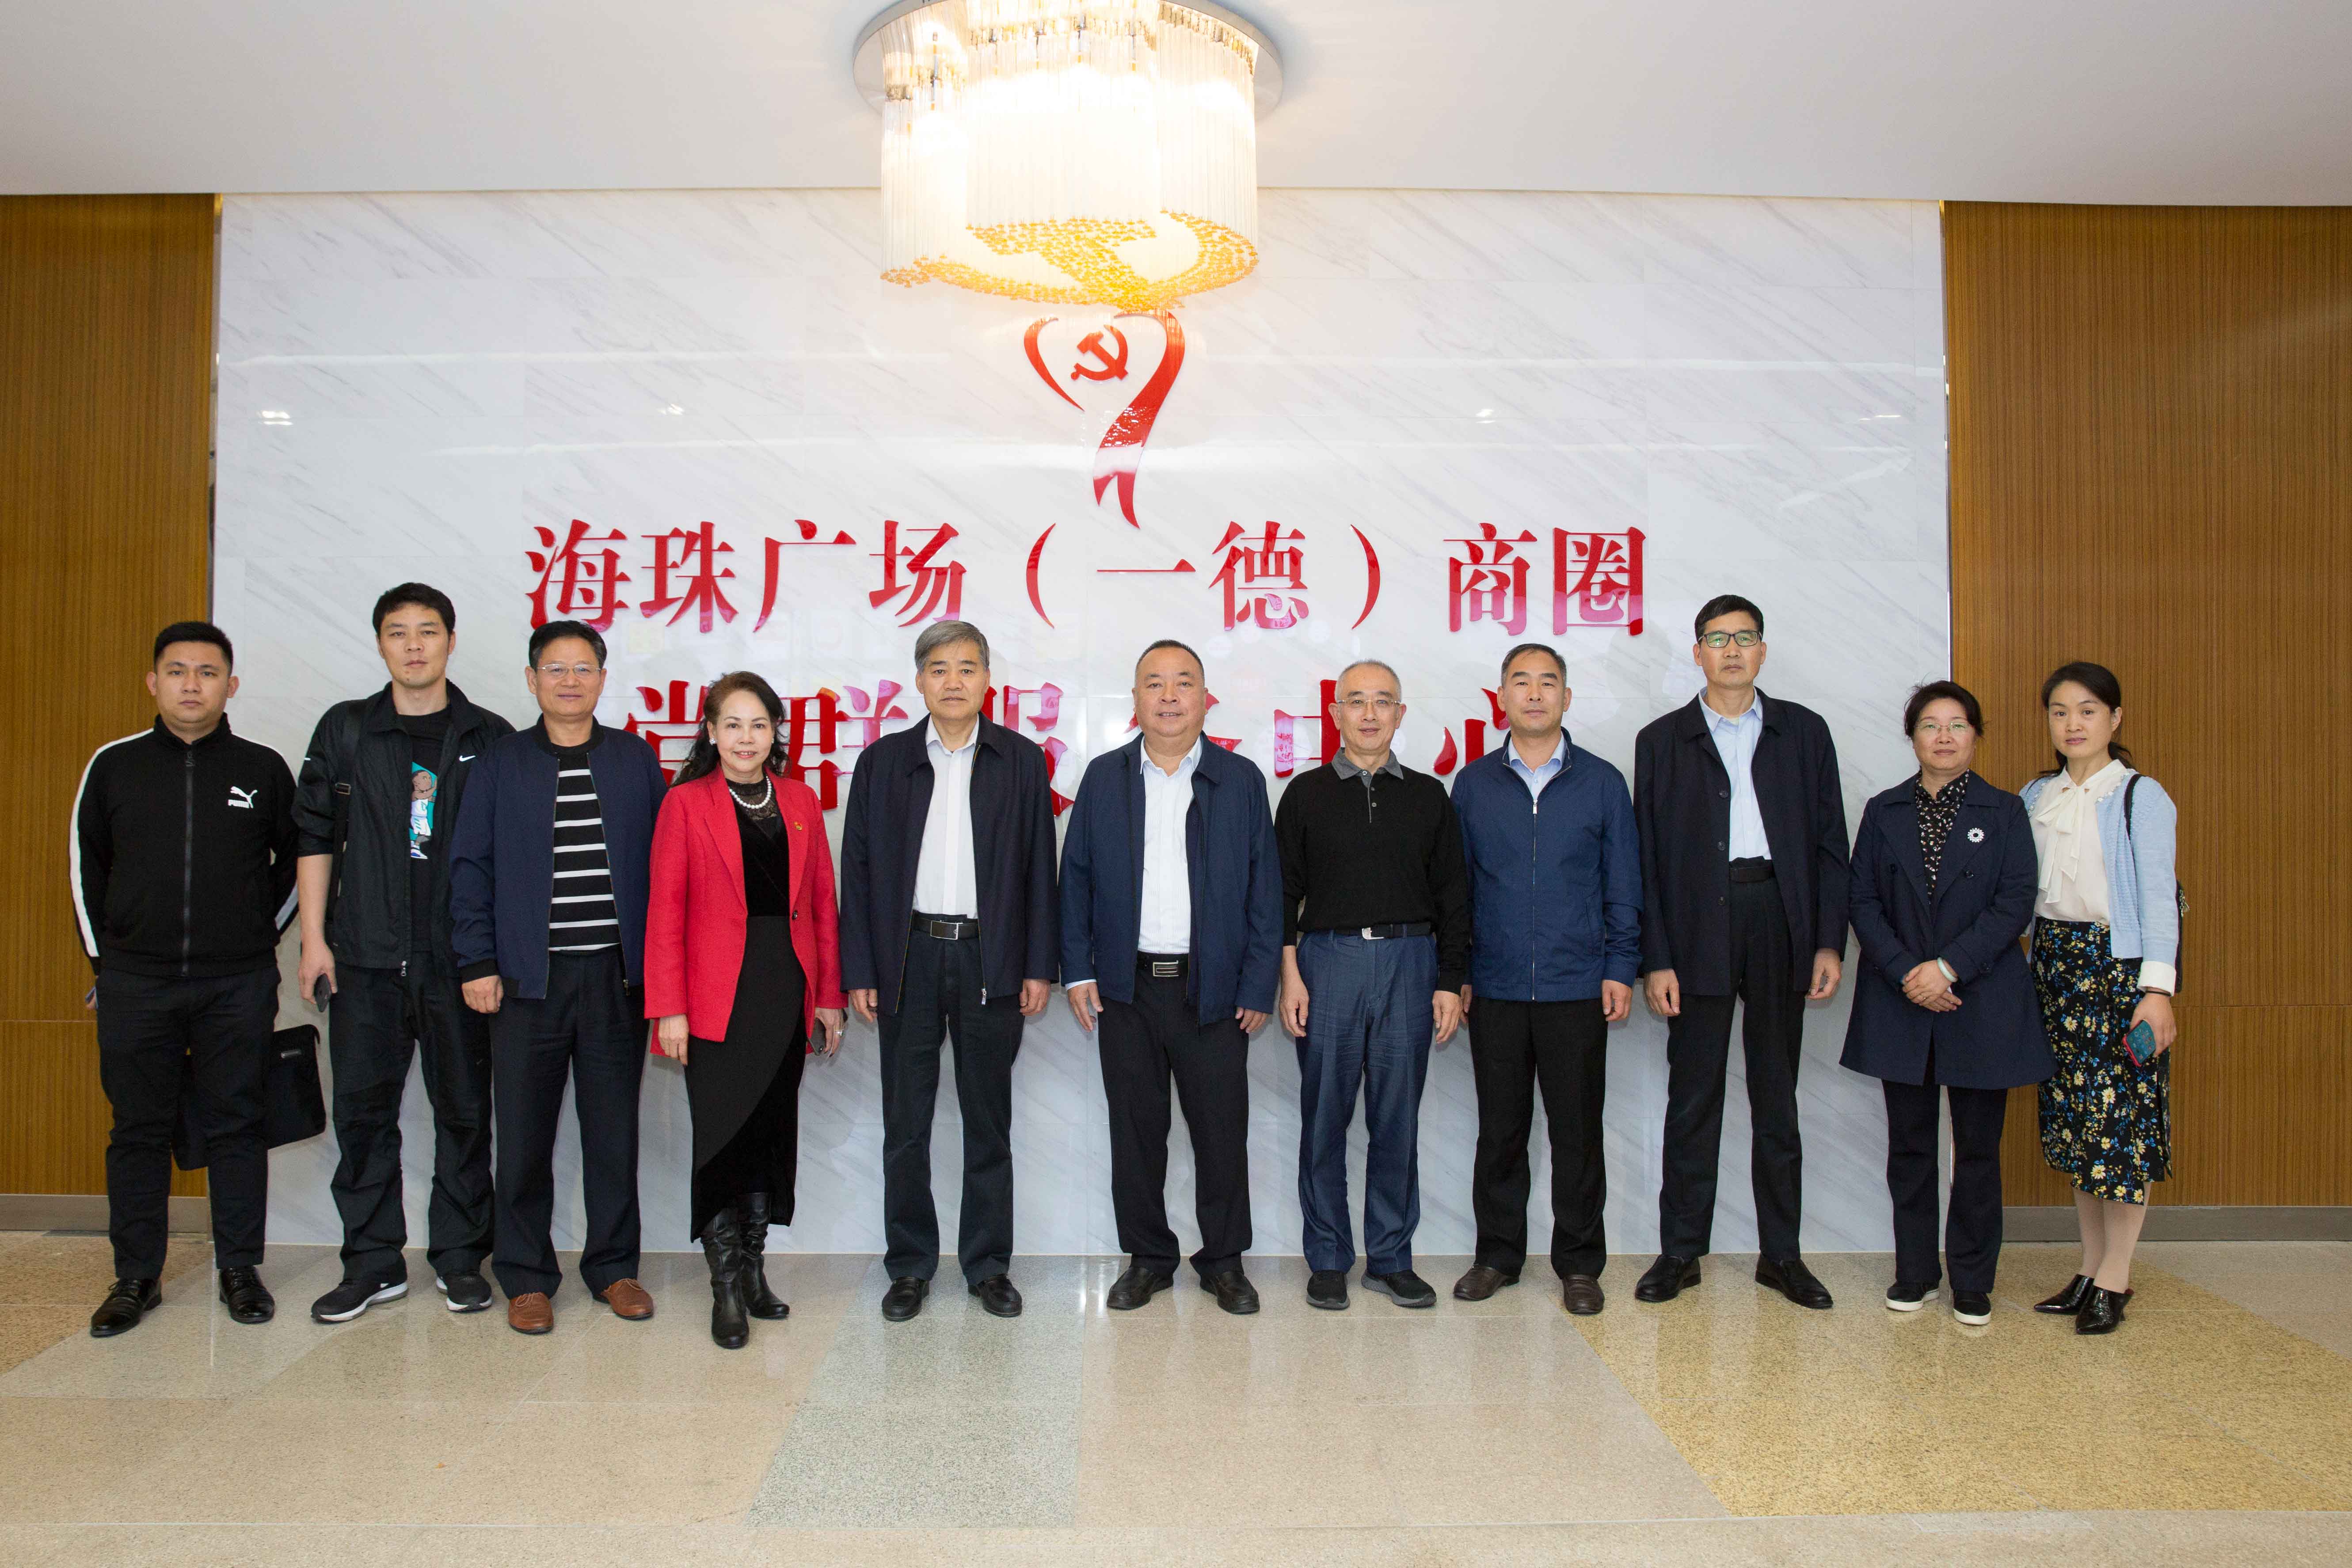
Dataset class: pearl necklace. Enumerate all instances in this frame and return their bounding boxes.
[727,774,774,812]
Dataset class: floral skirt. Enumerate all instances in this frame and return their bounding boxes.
[2032,918,2170,1204]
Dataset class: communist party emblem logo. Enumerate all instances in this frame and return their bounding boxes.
[1023,310,1185,529]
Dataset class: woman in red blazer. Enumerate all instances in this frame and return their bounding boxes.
[644,671,844,1347]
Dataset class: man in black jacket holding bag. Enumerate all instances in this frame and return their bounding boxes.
[294,584,513,1323]
[1633,594,1851,1311]
[73,622,298,1336]
[840,621,1060,1322]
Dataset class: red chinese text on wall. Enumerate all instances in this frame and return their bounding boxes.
[1446,524,1644,636]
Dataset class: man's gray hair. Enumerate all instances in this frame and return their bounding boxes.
[1336,658,1403,698]
[913,620,990,670]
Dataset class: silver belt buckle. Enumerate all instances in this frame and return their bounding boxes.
[1360,926,1381,940]
[1150,959,1181,978]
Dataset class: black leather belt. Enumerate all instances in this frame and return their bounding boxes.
[912,913,980,940]
[1331,922,1433,940]
[1137,953,1189,980]
[1728,858,1776,885]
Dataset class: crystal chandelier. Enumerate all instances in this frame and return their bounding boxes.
[853,0,1281,312]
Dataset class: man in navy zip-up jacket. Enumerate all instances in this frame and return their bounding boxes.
[448,620,666,1332]
[1060,639,1283,1317]
[1449,643,1639,1315]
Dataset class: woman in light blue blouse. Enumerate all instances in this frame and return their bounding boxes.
[2021,662,2180,1336]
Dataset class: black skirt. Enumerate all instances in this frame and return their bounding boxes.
[685,913,807,1241]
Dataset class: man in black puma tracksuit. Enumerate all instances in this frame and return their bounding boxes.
[73,621,298,1337]
[295,584,514,1321]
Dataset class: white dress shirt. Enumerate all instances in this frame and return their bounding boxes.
[1504,733,1567,801]
[911,726,979,918]
[1137,738,1202,954]
[1706,698,1771,860]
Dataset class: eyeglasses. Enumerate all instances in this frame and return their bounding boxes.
[1698,630,1761,649]
[1336,697,1397,715]
[1914,720,1973,737]
[535,663,601,679]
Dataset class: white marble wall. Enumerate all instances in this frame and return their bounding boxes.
[215,188,1949,1262]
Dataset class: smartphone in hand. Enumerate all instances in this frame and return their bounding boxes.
[312,974,335,1012]
[2124,1019,2158,1068]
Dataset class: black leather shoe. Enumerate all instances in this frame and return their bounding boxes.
[1453,1264,1520,1301]
[1560,1274,1605,1316]
[2035,1274,2095,1315]
[1203,1268,1260,1315]
[1106,1264,1172,1311]
[1306,1269,1349,1310]
[90,1277,160,1338]
[218,1267,274,1325]
[880,1276,929,1323]
[2076,1285,2132,1335]
[1952,1291,1993,1326]
[1757,1256,1834,1310]
[1362,1269,1436,1309]
[1634,1255,1701,1302]
[969,1274,1023,1318]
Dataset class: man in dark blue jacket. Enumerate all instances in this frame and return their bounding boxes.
[449,619,666,1335]
[1061,639,1282,1316]
[840,620,1060,1324]
[1449,643,1640,1315]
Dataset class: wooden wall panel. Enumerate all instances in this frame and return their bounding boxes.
[1945,202,2352,1206]
[0,194,217,1196]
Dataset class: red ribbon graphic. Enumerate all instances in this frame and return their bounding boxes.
[1092,311,1184,528]
[1024,311,1186,529]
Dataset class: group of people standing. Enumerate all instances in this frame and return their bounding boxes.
[71,584,2180,1349]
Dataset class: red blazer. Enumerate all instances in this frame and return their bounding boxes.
[644,769,843,1044]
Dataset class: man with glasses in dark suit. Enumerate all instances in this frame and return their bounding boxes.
[1633,594,1851,1311]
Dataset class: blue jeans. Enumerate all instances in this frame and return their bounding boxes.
[1294,931,1435,1274]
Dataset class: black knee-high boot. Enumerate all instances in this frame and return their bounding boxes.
[738,1191,789,1320]
[702,1206,750,1350]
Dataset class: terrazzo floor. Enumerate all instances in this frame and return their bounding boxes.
[3,1229,2348,1564]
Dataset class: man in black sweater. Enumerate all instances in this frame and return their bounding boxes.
[72,621,298,1337]
[1274,659,1471,1310]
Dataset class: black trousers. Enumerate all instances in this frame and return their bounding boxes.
[490,949,645,1299]
[1659,877,1809,1260]
[1099,963,1252,1279]
[327,954,493,1280]
[879,930,1024,1284]
[95,966,277,1279]
[1469,997,1609,1279]
[1884,1069,2009,1293]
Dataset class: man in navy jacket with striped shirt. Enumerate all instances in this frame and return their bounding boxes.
[449,619,666,1334]
[1449,642,1640,1316]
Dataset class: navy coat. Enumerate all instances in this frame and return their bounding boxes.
[1058,737,1283,1024]
[1838,773,2053,1090]
[448,721,666,999]
[1633,693,1850,995]
[838,714,1061,1012]
[1450,737,1642,1002]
